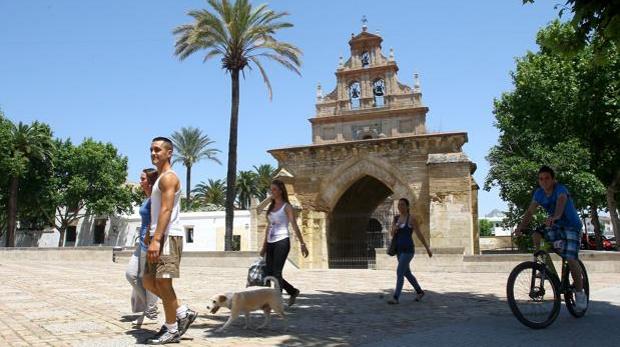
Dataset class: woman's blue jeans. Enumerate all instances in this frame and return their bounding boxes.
[394,252,423,299]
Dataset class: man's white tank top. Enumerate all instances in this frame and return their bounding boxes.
[149,170,183,237]
[267,203,290,243]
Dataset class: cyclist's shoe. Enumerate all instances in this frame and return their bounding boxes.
[575,290,587,311]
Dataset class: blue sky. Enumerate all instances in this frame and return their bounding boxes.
[0,0,560,215]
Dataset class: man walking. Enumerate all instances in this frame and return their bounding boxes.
[143,137,197,344]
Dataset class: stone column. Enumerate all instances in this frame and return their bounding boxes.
[426,153,477,255]
[471,179,480,255]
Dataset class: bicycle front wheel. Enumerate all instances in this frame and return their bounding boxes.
[507,261,561,329]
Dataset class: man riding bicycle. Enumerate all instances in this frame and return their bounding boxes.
[514,165,587,311]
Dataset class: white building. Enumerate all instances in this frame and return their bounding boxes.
[7,206,253,251]
[480,210,616,238]
[481,209,513,236]
[583,215,615,238]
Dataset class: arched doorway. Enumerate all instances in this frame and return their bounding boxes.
[328,175,394,268]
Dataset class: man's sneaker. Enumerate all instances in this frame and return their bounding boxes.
[177,308,197,337]
[146,325,180,345]
[575,290,587,311]
[288,289,300,307]
[152,325,167,338]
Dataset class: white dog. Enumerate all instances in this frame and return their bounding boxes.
[206,276,287,332]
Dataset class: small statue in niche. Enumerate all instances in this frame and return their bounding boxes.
[361,51,370,67]
[350,83,361,98]
[373,80,385,96]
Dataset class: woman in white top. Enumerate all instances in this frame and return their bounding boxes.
[260,179,309,306]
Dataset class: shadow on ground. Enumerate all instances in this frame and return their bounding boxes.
[120,287,620,346]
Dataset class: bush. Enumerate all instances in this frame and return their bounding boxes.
[479,219,494,237]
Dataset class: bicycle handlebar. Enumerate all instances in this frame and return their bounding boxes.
[513,225,547,237]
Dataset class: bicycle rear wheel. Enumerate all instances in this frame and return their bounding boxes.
[565,259,589,318]
[507,261,561,329]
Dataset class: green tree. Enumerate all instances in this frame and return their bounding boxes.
[180,197,203,212]
[236,170,258,210]
[253,164,276,201]
[479,219,494,237]
[171,127,221,202]
[4,120,54,247]
[48,139,134,247]
[174,0,302,250]
[0,112,12,239]
[192,179,227,206]
[523,0,620,48]
[485,21,618,248]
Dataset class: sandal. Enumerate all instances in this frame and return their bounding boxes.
[387,297,399,304]
[415,291,425,302]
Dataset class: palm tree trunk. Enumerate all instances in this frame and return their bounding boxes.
[5,176,18,247]
[186,164,192,202]
[607,171,620,250]
[224,69,240,251]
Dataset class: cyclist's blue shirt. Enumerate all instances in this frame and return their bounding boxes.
[533,184,582,230]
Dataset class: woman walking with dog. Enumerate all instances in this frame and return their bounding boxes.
[260,179,309,306]
[388,198,432,304]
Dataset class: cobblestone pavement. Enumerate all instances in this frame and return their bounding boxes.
[0,259,618,346]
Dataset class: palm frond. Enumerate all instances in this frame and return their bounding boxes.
[170,127,220,168]
[249,57,273,99]
[173,0,302,98]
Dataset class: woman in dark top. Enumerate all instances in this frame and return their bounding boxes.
[388,198,432,304]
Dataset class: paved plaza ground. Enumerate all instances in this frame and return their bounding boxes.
[0,257,619,346]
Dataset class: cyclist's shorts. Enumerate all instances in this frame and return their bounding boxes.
[535,225,580,260]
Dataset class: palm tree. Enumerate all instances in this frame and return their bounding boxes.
[236,170,258,210]
[192,179,227,206]
[174,0,302,250]
[5,121,53,247]
[171,127,221,201]
[253,164,276,201]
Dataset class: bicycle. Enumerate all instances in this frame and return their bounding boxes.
[506,225,590,329]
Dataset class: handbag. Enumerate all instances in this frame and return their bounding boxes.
[387,215,399,256]
[246,257,267,287]
[387,235,398,256]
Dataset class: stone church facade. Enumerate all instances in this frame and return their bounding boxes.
[252,24,479,269]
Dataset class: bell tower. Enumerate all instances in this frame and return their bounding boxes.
[313,21,427,144]
[257,20,480,269]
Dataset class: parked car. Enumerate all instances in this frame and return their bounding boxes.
[607,235,616,248]
[581,233,614,251]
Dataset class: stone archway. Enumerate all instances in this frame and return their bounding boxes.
[316,156,414,211]
[328,175,393,268]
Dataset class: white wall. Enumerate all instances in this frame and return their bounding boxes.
[9,208,252,252]
[480,217,513,236]
[177,211,250,252]
[583,217,614,237]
